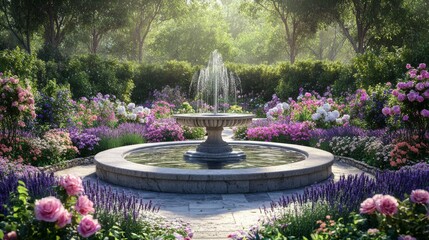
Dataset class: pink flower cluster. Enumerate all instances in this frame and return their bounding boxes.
[360,194,398,216]
[410,189,429,204]
[0,75,35,134]
[34,175,100,238]
[246,122,312,142]
[387,63,429,121]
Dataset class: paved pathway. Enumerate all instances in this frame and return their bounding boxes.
[55,129,368,240]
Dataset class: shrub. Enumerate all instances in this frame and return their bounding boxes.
[0,48,45,85]
[144,119,185,143]
[246,122,312,144]
[64,55,135,101]
[276,60,343,100]
[132,60,195,104]
[0,74,36,144]
[35,80,74,129]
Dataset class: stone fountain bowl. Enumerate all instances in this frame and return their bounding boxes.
[173,113,254,128]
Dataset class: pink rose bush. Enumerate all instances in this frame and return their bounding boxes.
[0,176,101,239]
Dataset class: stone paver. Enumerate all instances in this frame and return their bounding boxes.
[55,129,369,239]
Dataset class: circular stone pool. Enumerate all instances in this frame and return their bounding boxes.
[94,141,334,194]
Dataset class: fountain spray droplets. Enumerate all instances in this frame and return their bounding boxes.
[191,50,240,114]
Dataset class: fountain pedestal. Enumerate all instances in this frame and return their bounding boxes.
[174,113,254,162]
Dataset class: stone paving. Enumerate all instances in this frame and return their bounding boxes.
[55,129,368,240]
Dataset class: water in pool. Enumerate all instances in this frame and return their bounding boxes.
[125,144,306,169]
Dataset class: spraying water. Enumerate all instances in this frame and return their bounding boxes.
[190,50,240,114]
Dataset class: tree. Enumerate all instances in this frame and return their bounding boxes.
[305,26,349,61]
[37,0,86,59]
[318,0,404,54]
[0,0,43,53]
[247,0,322,63]
[84,0,130,54]
[148,2,235,65]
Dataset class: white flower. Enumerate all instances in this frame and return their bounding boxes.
[267,115,274,121]
[312,113,321,121]
[134,106,144,113]
[327,112,337,122]
[323,103,331,111]
[276,103,283,109]
[126,113,137,121]
[342,114,350,121]
[316,107,327,115]
[143,107,151,114]
[116,106,126,115]
[336,118,343,124]
[139,118,146,123]
[282,102,290,110]
[127,103,135,110]
[331,110,340,119]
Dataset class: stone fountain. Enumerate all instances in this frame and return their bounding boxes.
[94,50,335,194]
[174,50,253,161]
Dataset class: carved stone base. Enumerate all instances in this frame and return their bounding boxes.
[184,150,246,162]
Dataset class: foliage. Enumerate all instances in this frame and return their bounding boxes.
[35,80,74,129]
[182,126,205,140]
[0,48,45,84]
[276,60,344,99]
[132,60,195,104]
[64,54,135,100]
[246,121,312,144]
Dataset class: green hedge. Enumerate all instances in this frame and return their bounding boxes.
[132,60,196,103]
[2,46,429,104]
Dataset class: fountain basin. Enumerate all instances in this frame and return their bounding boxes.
[94,141,334,194]
[173,113,254,127]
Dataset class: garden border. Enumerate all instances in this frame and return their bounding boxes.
[334,156,379,175]
[39,156,94,173]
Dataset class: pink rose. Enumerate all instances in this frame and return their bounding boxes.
[56,209,72,228]
[421,109,429,118]
[415,82,425,91]
[360,197,376,214]
[375,195,398,216]
[367,228,379,235]
[35,196,64,222]
[59,175,84,196]
[3,231,18,240]
[407,91,418,102]
[398,235,417,240]
[410,189,429,204]
[392,105,401,114]
[397,93,406,101]
[417,96,424,102]
[418,63,426,69]
[406,63,412,69]
[423,89,429,98]
[75,195,95,215]
[402,115,409,121]
[392,89,399,96]
[77,215,101,238]
[381,107,391,116]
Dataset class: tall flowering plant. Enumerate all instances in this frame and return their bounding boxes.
[0,74,36,144]
[383,63,429,130]
[0,175,101,239]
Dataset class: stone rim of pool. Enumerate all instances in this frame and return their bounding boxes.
[94,140,334,194]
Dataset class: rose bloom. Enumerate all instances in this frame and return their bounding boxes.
[410,189,429,204]
[360,198,377,214]
[59,174,84,196]
[367,228,379,235]
[35,196,65,222]
[375,195,398,216]
[3,231,18,240]
[75,195,95,215]
[77,215,101,238]
[398,235,417,240]
[56,209,72,228]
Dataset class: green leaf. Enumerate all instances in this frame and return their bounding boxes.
[0,230,4,239]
